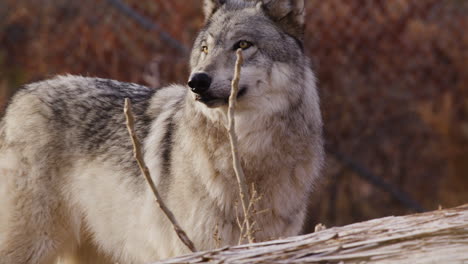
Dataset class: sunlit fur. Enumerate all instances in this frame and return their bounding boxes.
[0,0,323,263]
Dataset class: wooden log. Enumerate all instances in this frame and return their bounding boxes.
[152,204,468,264]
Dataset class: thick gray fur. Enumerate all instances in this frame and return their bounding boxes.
[0,0,323,263]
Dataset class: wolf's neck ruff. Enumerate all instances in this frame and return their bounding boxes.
[180,68,320,198]
[0,0,323,263]
[181,0,323,240]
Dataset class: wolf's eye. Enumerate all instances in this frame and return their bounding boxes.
[234,40,253,50]
[201,46,208,54]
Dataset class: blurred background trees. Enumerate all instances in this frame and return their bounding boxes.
[1,0,467,231]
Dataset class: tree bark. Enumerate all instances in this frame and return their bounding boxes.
[152,204,468,264]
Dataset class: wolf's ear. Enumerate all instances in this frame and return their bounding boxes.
[260,0,305,40]
[203,0,226,21]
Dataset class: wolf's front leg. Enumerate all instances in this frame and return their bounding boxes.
[0,151,77,264]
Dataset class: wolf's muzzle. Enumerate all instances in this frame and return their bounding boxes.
[188,73,212,95]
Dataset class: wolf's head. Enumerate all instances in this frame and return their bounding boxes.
[188,0,313,114]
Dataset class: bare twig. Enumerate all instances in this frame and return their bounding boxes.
[235,184,264,245]
[227,49,255,244]
[124,98,196,252]
[234,201,245,245]
[314,223,327,233]
[242,184,265,244]
[213,223,222,248]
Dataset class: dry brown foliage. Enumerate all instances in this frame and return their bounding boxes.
[0,0,467,231]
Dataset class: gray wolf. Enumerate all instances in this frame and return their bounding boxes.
[0,0,323,263]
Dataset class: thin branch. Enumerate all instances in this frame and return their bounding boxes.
[105,0,188,55]
[325,144,425,213]
[234,201,246,245]
[227,49,255,244]
[124,98,197,252]
[213,223,222,249]
[236,184,264,245]
[314,223,327,233]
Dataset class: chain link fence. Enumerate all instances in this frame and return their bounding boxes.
[1,0,467,230]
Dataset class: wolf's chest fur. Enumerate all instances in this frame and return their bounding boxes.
[0,1,323,263]
[140,86,320,248]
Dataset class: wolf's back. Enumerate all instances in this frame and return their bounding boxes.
[11,76,155,150]
[0,75,166,186]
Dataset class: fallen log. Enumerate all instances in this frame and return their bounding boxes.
[153,204,468,264]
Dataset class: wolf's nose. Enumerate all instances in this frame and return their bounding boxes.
[188,73,212,94]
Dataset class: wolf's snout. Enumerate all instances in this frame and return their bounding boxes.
[188,73,212,95]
